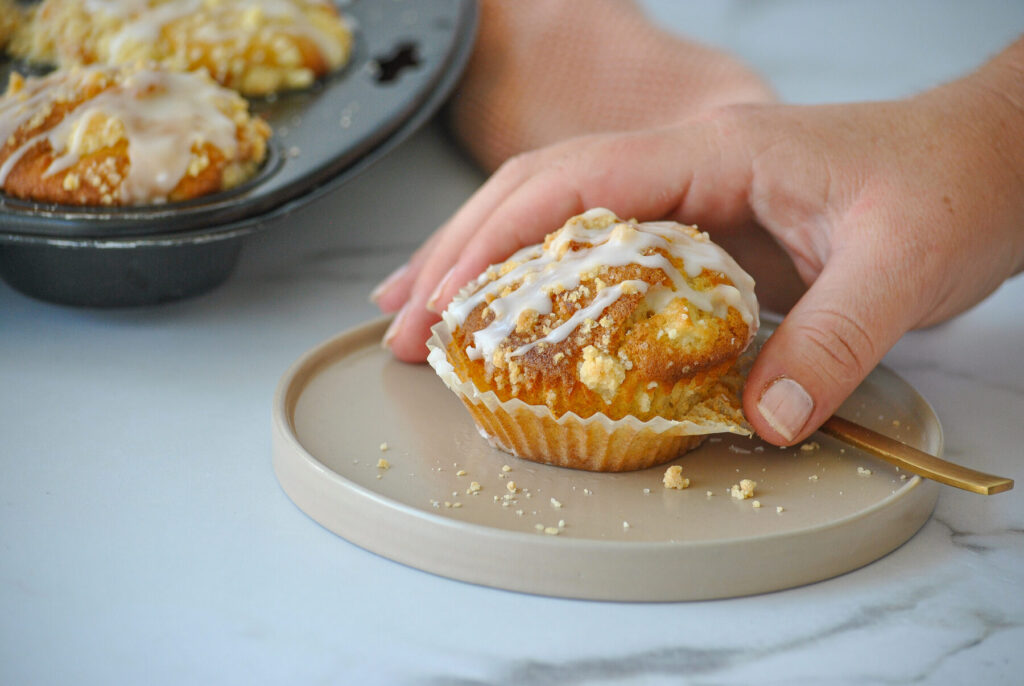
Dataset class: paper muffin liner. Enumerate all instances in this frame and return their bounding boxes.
[426,319,752,472]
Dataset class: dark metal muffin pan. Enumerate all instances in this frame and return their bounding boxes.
[0,0,477,305]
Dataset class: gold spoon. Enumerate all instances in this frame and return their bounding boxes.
[819,415,1014,495]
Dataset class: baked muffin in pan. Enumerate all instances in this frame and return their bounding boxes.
[10,0,353,96]
[0,63,271,206]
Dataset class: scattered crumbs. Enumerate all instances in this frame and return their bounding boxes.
[839,448,846,454]
[857,467,873,477]
[444,501,453,508]
[534,523,544,531]
[728,445,751,454]
[730,479,757,500]
[492,495,500,503]
[622,521,631,529]
[776,506,785,514]
[376,474,383,480]
[663,465,691,490]
[502,464,512,473]
[583,488,593,496]
[800,441,821,452]
[287,145,301,158]
[643,488,651,495]
[378,442,389,452]
[506,481,519,494]
[550,497,563,509]
[515,509,524,516]
[452,502,463,509]
[466,481,482,495]
[900,474,908,481]
[892,419,901,427]
[754,446,765,453]
[430,500,440,508]
[752,500,762,509]
[558,519,566,528]
[706,490,714,497]
[808,474,819,482]
[376,458,390,470]
[456,469,467,477]
[544,527,560,536]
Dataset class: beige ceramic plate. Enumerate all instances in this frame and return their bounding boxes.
[272,318,941,601]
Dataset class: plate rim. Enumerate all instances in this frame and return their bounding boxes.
[272,317,942,600]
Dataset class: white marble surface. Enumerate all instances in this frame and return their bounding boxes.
[2,2,1023,684]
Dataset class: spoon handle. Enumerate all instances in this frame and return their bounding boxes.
[819,416,1014,495]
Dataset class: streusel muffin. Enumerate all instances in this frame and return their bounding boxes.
[11,0,353,96]
[0,0,21,51]
[427,208,759,471]
[0,64,271,205]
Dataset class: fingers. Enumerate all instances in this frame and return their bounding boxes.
[424,125,757,315]
[743,240,913,446]
[378,121,756,362]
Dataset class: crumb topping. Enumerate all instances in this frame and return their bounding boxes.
[730,478,756,500]
[662,465,691,490]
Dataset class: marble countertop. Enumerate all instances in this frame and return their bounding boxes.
[2,2,1022,684]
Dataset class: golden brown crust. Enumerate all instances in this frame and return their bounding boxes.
[0,66,271,206]
[10,0,353,96]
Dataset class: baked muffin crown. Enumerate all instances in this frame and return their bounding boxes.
[442,209,758,421]
[11,0,353,96]
[0,63,270,205]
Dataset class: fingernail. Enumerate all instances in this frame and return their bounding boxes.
[370,263,409,304]
[382,304,407,349]
[426,266,456,314]
[757,377,814,442]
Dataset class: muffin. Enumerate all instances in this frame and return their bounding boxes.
[427,208,759,472]
[10,0,353,96]
[0,64,271,206]
[0,0,21,51]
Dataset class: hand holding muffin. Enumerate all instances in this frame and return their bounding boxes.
[375,37,1024,448]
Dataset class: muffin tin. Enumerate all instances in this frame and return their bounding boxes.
[0,0,478,306]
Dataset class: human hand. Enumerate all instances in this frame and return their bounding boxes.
[375,40,1024,446]
[447,0,775,172]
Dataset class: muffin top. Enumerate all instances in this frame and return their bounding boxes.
[0,63,270,205]
[11,0,353,95]
[0,0,21,51]
[440,209,758,421]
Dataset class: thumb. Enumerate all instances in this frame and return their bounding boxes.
[743,244,912,446]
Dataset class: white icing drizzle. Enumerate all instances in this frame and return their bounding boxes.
[0,66,242,203]
[444,209,759,367]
